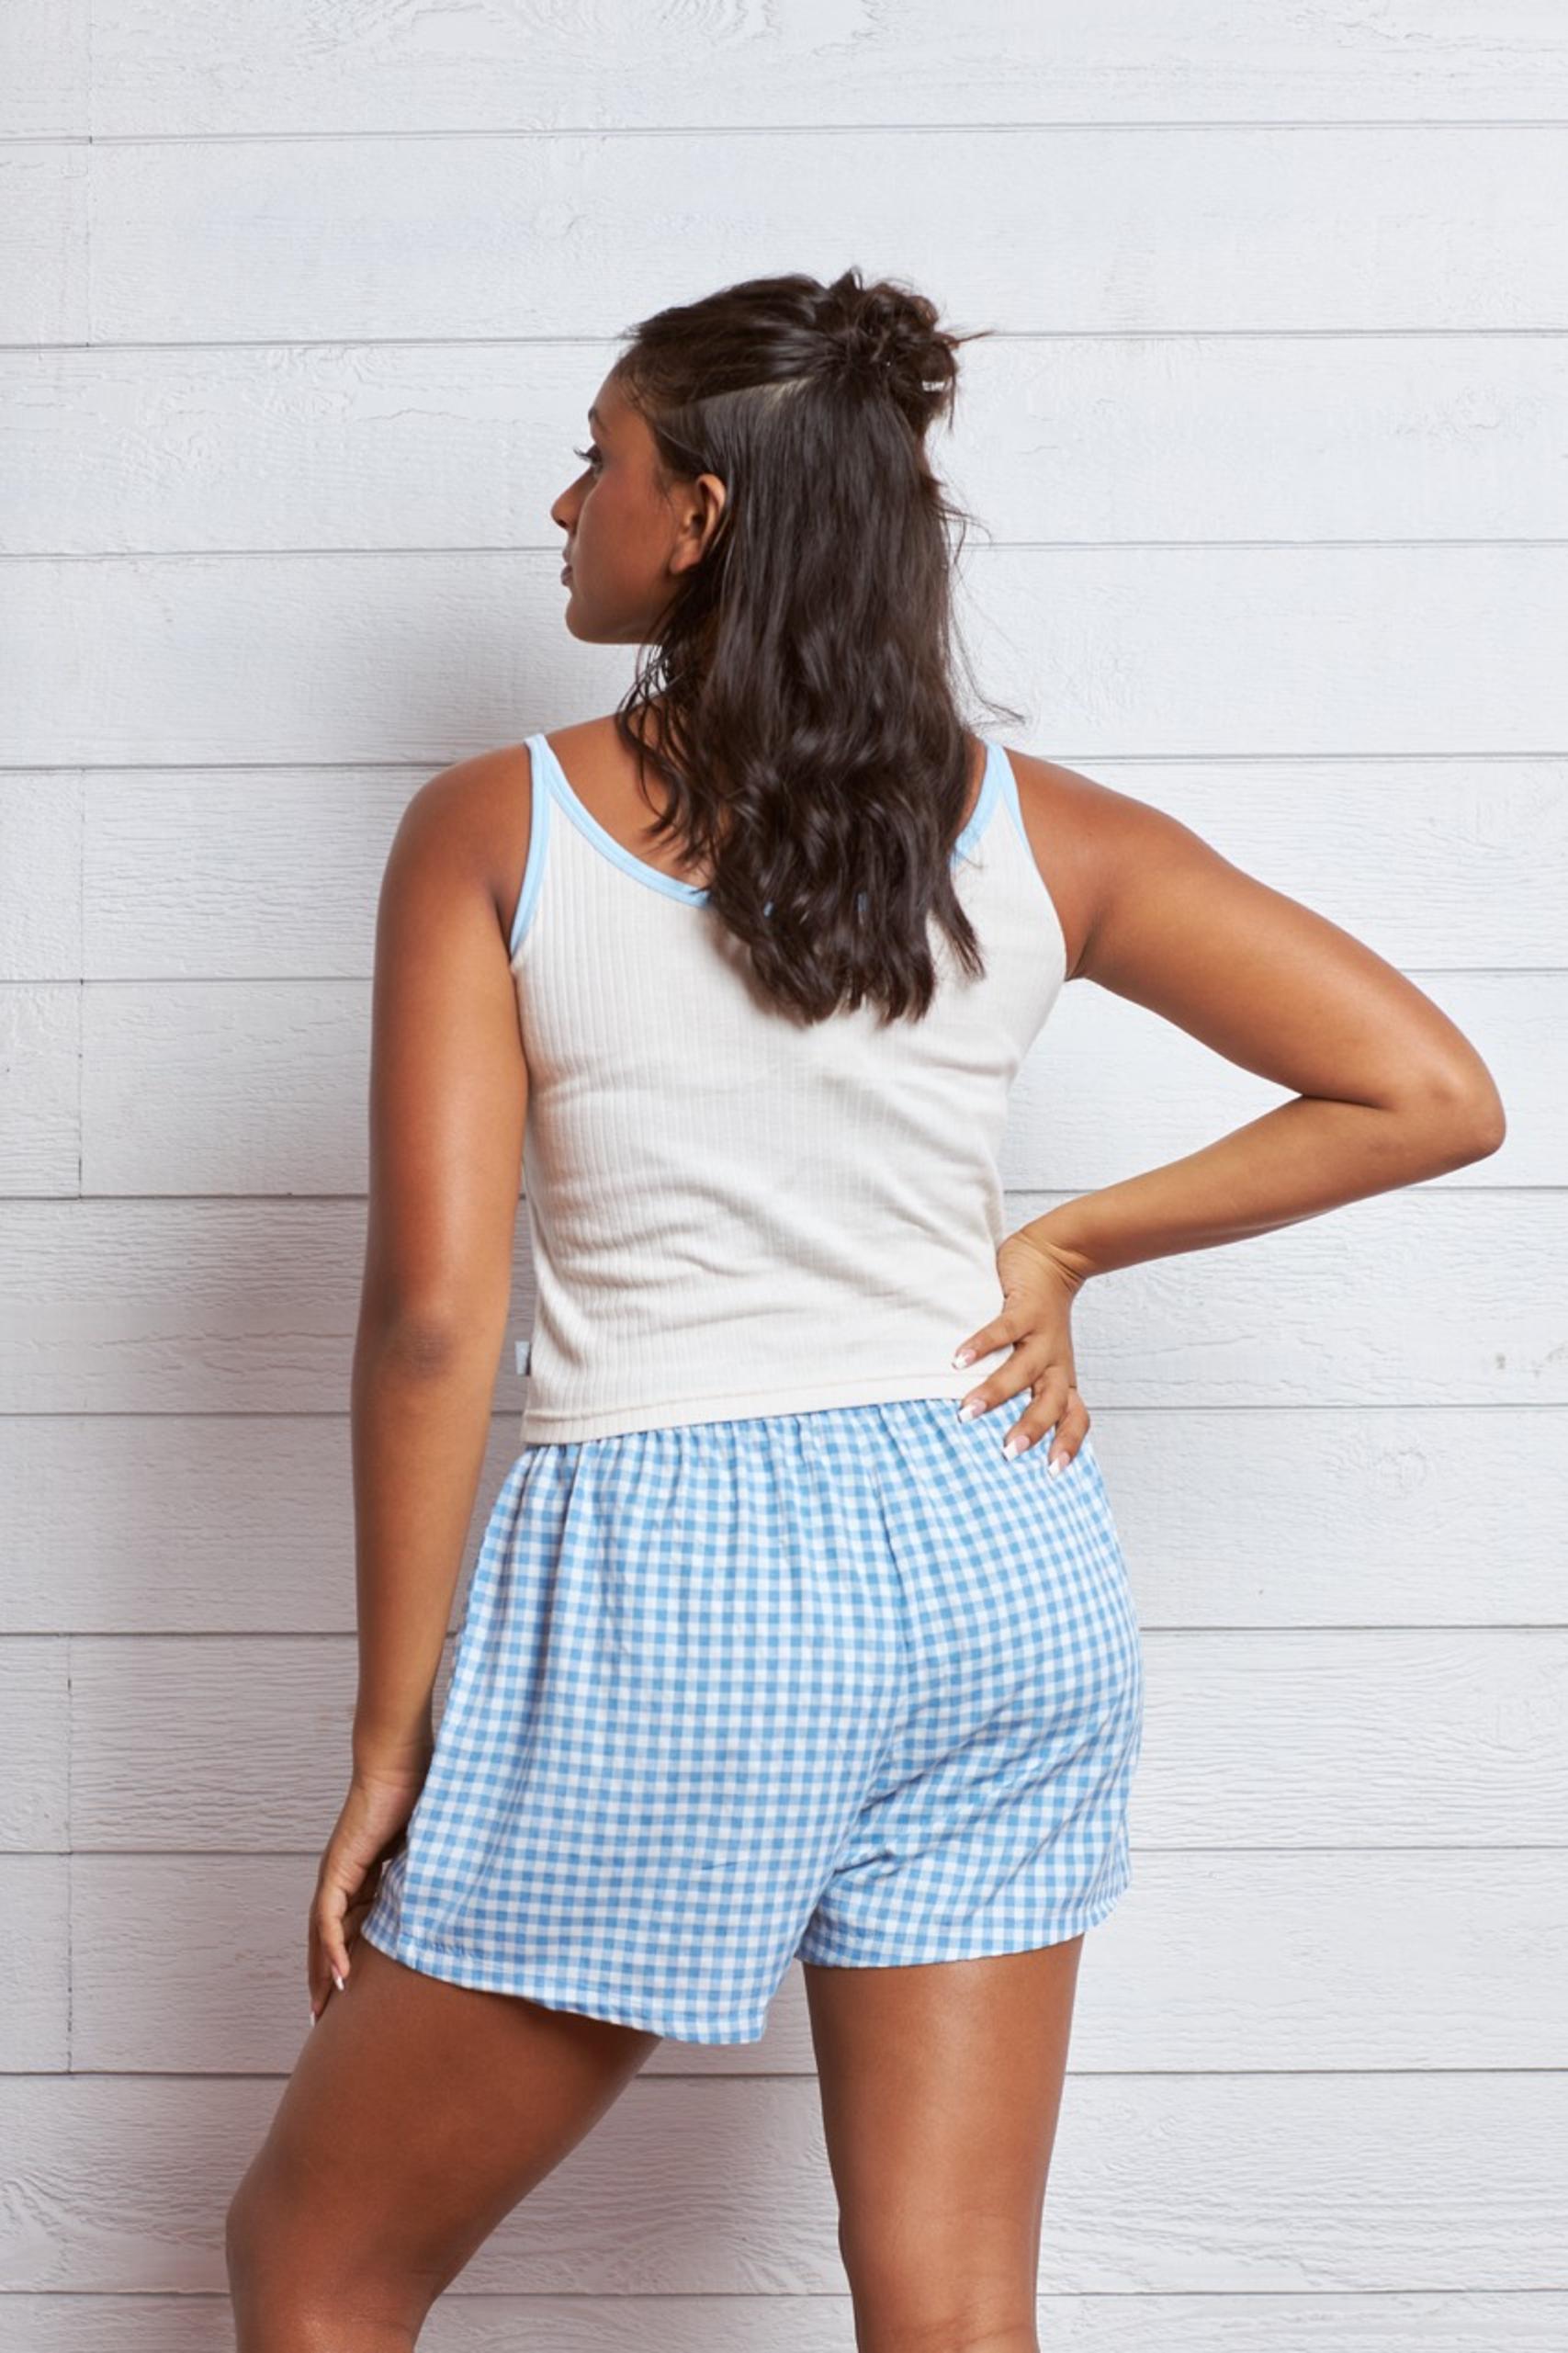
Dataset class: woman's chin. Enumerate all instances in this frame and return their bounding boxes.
[563,605,638,648]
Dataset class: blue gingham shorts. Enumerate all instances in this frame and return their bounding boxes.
[359,1397,1144,2044]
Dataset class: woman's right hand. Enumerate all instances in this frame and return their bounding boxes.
[950,1228,1094,1471]
[307,1761,428,2024]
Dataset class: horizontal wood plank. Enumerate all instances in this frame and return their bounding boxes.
[59,1848,1568,2076]
[0,1193,1558,1414]
[72,128,1568,343]
[0,146,86,343]
[5,1406,1560,1634]
[9,547,1566,769]
[0,778,81,978]
[0,0,86,139]
[41,968,1540,1197]
[84,0,1568,133]
[56,1628,1568,1852]
[13,335,1568,553]
[1,2071,1562,2293]
[59,761,1568,979]
[0,1644,69,1850]
[4,2288,1567,2351]
[0,1859,68,2068]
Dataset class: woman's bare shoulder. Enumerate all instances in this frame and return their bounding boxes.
[1003,748,1150,982]
[384,741,537,946]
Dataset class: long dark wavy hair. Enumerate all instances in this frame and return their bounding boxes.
[607,266,1024,1027]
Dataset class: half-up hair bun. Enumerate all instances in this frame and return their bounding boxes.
[818,267,964,431]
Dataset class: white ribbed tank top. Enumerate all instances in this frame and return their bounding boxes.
[508,730,1067,1443]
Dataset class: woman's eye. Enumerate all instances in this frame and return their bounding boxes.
[572,444,602,471]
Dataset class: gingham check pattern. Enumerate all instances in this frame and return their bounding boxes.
[360,1397,1144,2044]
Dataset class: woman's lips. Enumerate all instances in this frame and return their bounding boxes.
[560,562,573,583]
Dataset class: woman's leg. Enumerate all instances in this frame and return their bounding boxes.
[802,1935,1086,2353]
[225,1935,660,2350]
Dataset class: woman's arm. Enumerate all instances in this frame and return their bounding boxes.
[349,754,530,1779]
[1014,761,1506,1282]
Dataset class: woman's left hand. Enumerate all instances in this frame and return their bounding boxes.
[951,1227,1093,1471]
[307,1762,428,2023]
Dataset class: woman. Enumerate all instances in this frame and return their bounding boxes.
[225,268,1505,2347]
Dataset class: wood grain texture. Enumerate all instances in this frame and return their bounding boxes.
[0,144,86,341]
[3,1406,1560,1634]
[65,761,1568,976]
[56,1628,1568,1852]
[51,968,1554,1195]
[1,2072,1563,2294]
[85,0,1568,132]
[0,1859,68,2068]
[69,129,1568,342]
[4,2289,1568,2351]
[61,1848,1568,2076]
[0,1193,1559,1413]
[6,545,1568,765]
[9,2291,1568,2351]
[10,337,1568,553]
[0,0,87,140]
[0,1644,69,1850]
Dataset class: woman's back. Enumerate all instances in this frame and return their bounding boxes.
[510,728,1068,1442]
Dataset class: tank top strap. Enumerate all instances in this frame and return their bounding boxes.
[508,734,558,960]
[983,737,1029,852]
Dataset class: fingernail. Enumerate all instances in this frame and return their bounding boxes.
[1003,1433,1027,1459]
[952,1347,975,1368]
[310,2008,318,2027]
[333,1971,346,1992]
[1048,1454,1065,1476]
[958,1399,983,1421]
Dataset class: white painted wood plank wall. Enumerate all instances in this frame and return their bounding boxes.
[2,3,1564,2343]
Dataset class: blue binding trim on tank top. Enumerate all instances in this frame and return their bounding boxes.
[533,730,710,906]
[513,731,1007,938]
[989,740,1030,848]
[959,738,1005,862]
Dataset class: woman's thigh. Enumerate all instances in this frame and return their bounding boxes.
[225,1936,660,2336]
[802,1936,1086,2351]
